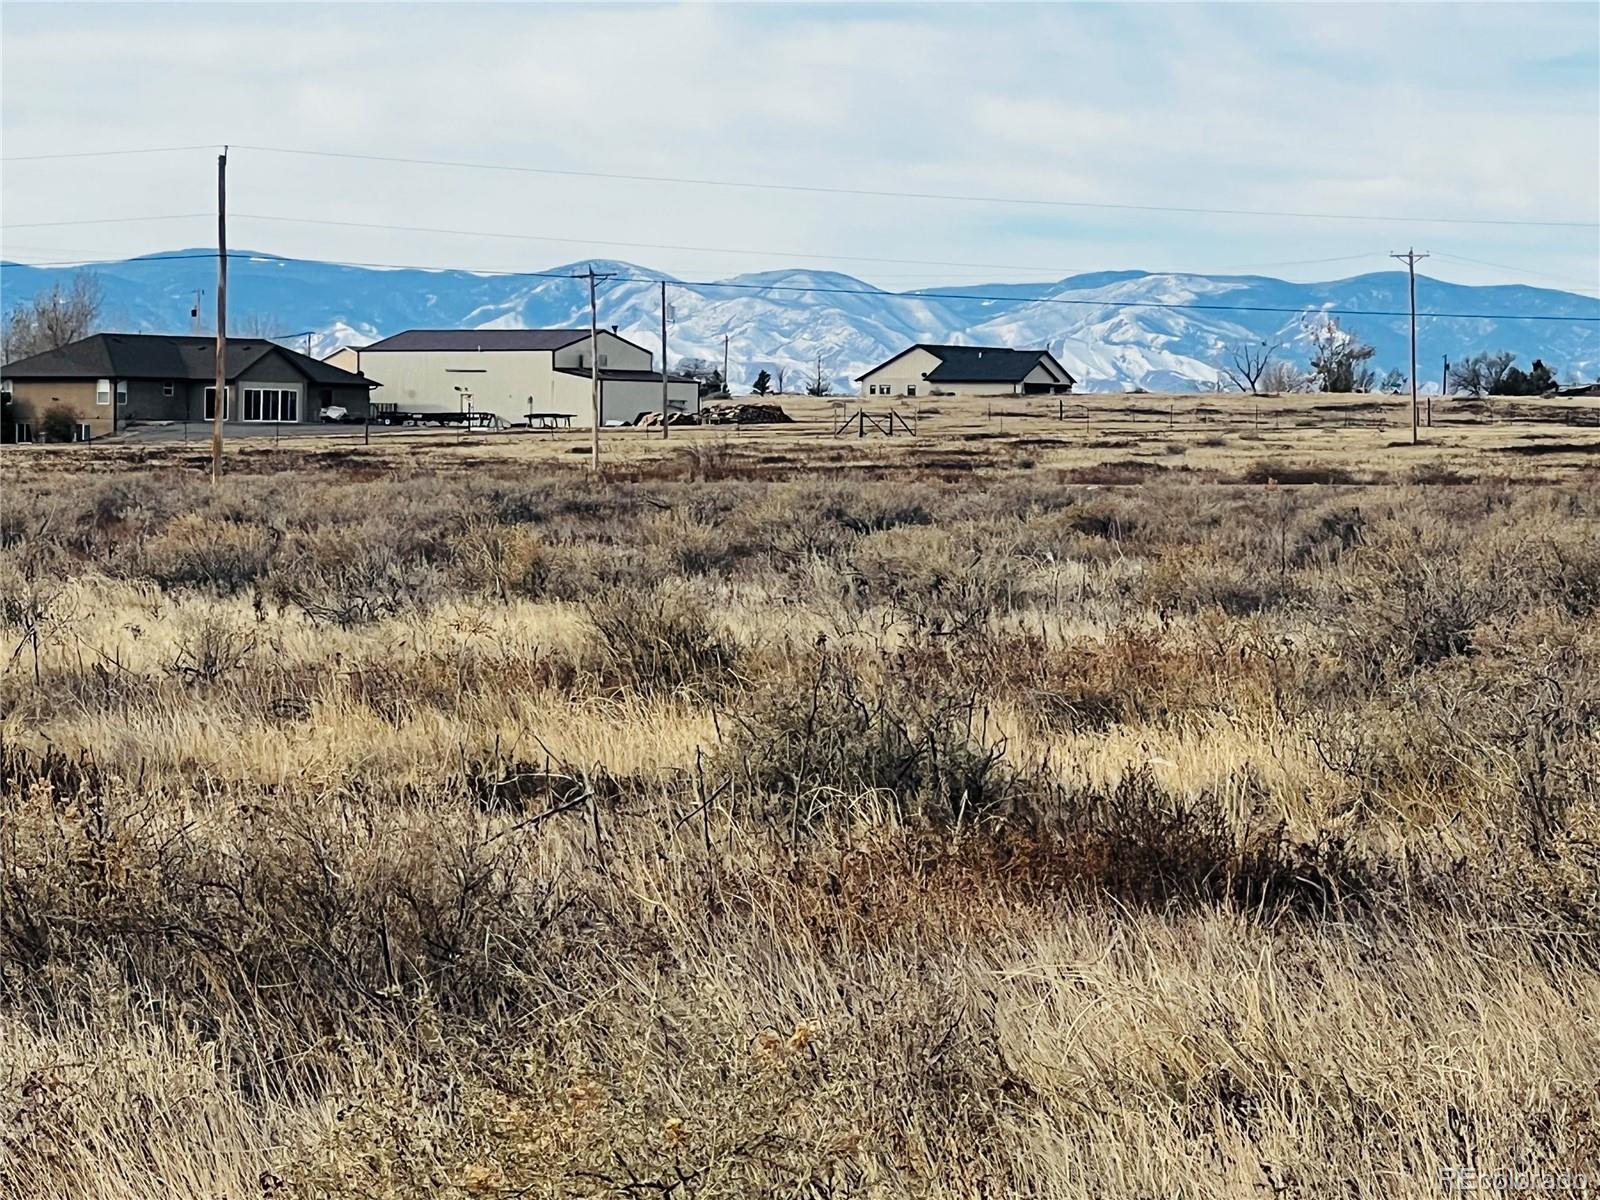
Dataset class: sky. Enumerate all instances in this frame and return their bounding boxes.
[2,1,1597,295]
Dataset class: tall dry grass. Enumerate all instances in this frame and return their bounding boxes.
[2,459,1598,1198]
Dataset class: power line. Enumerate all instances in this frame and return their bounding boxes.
[229,212,1126,275]
[1,213,208,229]
[4,142,1594,232]
[232,143,1599,231]
[1429,251,1600,293]
[229,213,1395,278]
[10,248,1595,324]
[1,209,1394,279]
[0,145,220,162]
[666,274,1600,323]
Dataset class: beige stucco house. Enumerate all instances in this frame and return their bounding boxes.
[856,344,1075,399]
[325,328,699,427]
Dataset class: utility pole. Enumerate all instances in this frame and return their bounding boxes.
[587,267,602,470]
[1391,247,1428,446]
[1438,354,1447,428]
[211,146,228,485]
[722,333,730,399]
[660,279,669,440]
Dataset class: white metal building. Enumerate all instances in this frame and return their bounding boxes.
[324,328,700,427]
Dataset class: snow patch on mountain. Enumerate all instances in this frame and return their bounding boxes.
[2,251,1595,393]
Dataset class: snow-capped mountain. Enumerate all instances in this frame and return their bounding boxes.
[3,250,1595,393]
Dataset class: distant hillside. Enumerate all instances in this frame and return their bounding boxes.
[3,251,1595,393]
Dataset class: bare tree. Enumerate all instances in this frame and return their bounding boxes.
[804,355,832,397]
[235,312,288,339]
[1484,352,1516,394]
[1260,360,1308,394]
[1306,317,1376,393]
[1217,340,1279,394]
[3,271,104,362]
[1448,356,1486,397]
[1449,352,1516,398]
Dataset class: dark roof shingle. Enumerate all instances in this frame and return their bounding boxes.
[362,329,590,353]
[2,333,374,387]
[554,367,696,384]
[857,343,1076,385]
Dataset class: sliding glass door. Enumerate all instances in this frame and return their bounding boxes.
[241,385,300,423]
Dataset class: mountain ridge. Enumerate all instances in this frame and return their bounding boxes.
[3,250,1595,392]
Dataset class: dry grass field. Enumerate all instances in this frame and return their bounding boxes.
[3,391,1599,1198]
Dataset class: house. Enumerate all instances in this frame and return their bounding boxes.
[856,344,1076,399]
[0,333,377,442]
[324,328,700,427]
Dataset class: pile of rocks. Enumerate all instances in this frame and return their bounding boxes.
[700,402,794,425]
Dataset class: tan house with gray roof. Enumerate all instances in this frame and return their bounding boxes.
[857,344,1075,399]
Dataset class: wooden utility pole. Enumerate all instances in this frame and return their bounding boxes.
[587,268,602,470]
[660,279,669,440]
[1392,247,1428,446]
[722,334,729,398]
[211,146,228,485]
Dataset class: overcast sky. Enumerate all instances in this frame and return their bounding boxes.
[2,1,1597,294]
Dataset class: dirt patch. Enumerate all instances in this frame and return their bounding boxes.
[1497,441,1600,457]
[1062,459,1170,484]
[1239,460,1358,485]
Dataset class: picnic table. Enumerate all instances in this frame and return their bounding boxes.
[525,411,575,430]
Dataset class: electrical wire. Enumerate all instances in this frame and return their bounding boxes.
[2,210,1392,279]
[1429,251,1600,293]
[230,144,1599,231]
[0,145,220,162]
[9,248,1594,324]
[1,214,208,229]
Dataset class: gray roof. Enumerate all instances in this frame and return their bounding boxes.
[2,333,376,387]
[362,329,591,353]
[857,343,1077,386]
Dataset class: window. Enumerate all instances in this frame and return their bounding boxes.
[241,385,300,422]
[74,423,92,442]
[13,422,32,443]
[204,385,233,421]
[162,381,175,397]
[598,353,608,366]
[906,384,917,397]
[116,381,128,407]
[96,379,112,406]
[0,379,12,399]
